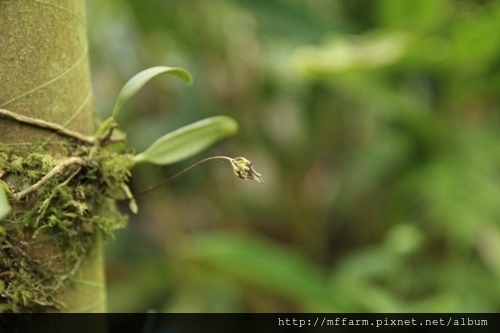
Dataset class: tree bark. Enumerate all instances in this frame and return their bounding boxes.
[0,0,106,313]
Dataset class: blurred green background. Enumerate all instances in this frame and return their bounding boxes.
[86,0,500,312]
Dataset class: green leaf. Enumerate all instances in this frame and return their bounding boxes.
[112,66,193,119]
[133,116,238,166]
[0,182,11,221]
[183,232,340,311]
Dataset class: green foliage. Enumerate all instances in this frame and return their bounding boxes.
[95,66,193,138]
[94,65,236,170]
[112,66,193,120]
[133,116,238,166]
[87,0,500,312]
[183,232,338,311]
[0,63,235,311]
[0,183,10,221]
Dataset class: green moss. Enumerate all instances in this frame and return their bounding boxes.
[0,142,133,312]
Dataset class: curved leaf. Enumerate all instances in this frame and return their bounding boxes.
[183,232,340,311]
[133,116,238,166]
[0,182,11,221]
[112,66,193,119]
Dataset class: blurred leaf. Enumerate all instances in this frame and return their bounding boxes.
[378,0,451,33]
[335,247,403,282]
[133,116,238,166]
[353,284,404,312]
[295,32,409,75]
[384,223,424,255]
[0,182,11,221]
[396,140,500,244]
[476,225,500,279]
[183,232,339,311]
[107,259,173,312]
[162,273,243,313]
[112,66,193,119]
[447,4,500,71]
[88,0,500,313]
[237,0,338,42]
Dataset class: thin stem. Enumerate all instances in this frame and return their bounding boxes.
[13,157,86,200]
[136,156,233,197]
[0,108,95,144]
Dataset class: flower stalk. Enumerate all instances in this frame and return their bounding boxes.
[137,156,263,197]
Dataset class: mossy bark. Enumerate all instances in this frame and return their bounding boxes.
[0,1,106,312]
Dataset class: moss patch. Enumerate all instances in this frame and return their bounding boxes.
[0,142,132,312]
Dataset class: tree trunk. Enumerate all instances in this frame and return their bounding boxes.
[0,0,107,313]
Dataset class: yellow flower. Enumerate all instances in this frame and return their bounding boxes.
[230,157,264,183]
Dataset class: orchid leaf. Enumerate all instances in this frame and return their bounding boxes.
[0,182,11,221]
[112,66,193,119]
[133,116,238,166]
